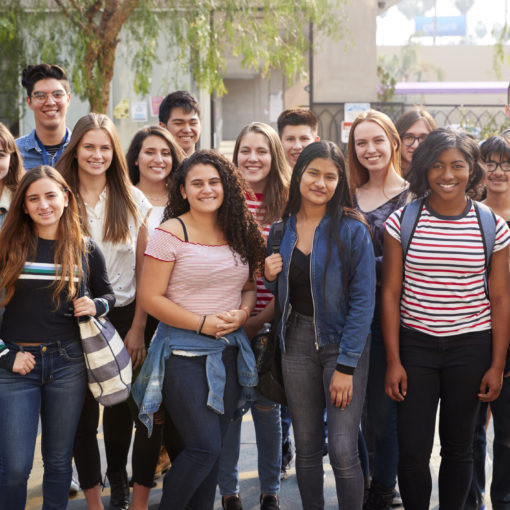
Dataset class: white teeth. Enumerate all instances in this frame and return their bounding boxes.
[439,183,455,189]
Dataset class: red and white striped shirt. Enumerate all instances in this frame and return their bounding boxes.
[385,201,510,336]
[245,192,274,314]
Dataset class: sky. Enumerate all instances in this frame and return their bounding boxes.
[377,0,510,45]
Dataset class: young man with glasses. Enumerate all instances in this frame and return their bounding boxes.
[16,64,71,170]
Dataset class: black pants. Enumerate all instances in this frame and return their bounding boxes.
[396,327,491,510]
[73,302,136,489]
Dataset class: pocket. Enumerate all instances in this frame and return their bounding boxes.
[61,341,84,362]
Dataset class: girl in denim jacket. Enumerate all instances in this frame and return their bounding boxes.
[264,141,376,509]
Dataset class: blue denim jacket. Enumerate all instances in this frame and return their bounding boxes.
[264,212,376,369]
[131,322,258,436]
[16,128,71,170]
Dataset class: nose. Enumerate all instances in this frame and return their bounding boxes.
[92,148,102,159]
[247,150,257,162]
[182,123,192,133]
[44,94,57,105]
[154,151,163,162]
[315,175,326,188]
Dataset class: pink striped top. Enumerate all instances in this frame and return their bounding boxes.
[245,192,273,313]
[144,228,249,315]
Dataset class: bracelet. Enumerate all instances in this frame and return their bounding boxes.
[197,315,207,335]
[240,307,250,324]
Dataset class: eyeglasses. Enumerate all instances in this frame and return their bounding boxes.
[402,134,428,147]
[31,90,67,103]
[485,160,510,172]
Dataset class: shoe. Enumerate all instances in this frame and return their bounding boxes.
[222,495,243,510]
[107,470,130,510]
[260,494,280,510]
[391,489,403,507]
[280,440,294,480]
[69,475,80,496]
[154,446,171,479]
[363,481,394,510]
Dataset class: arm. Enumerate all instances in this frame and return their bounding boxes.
[243,298,274,340]
[216,279,257,336]
[381,231,407,402]
[124,219,150,369]
[479,245,510,401]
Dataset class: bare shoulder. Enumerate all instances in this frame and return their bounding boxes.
[158,217,186,241]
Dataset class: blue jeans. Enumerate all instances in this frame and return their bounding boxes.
[218,393,281,496]
[0,340,87,510]
[159,347,241,510]
[364,317,398,489]
[397,327,491,510]
[466,353,510,510]
[282,311,370,510]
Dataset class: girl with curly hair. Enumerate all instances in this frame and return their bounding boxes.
[383,128,510,510]
[264,141,376,509]
[0,122,24,228]
[134,150,266,510]
[0,166,115,510]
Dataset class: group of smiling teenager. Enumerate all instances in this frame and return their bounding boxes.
[0,61,509,510]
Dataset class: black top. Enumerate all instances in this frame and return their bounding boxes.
[289,247,314,317]
[0,238,115,344]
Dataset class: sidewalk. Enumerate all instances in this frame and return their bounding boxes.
[27,411,494,510]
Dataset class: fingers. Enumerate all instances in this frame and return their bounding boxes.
[13,352,36,375]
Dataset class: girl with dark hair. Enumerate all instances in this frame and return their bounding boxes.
[383,128,510,510]
[264,141,376,509]
[219,122,290,510]
[0,166,114,510]
[348,109,409,509]
[0,122,24,228]
[134,150,265,510]
[395,108,437,178]
[56,113,151,510]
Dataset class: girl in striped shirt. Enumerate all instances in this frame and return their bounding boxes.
[382,128,510,510]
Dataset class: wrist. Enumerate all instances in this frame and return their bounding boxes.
[240,306,250,324]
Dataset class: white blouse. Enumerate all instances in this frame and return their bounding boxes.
[84,186,151,307]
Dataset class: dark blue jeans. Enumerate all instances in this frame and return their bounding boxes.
[0,340,87,510]
[397,327,491,510]
[466,353,510,510]
[282,311,370,510]
[159,346,241,510]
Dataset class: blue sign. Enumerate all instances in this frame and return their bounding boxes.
[415,16,467,37]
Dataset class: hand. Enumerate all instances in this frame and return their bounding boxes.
[73,296,97,317]
[215,309,246,337]
[124,327,146,370]
[329,371,353,410]
[478,366,503,402]
[264,254,283,282]
[385,361,407,402]
[12,351,36,375]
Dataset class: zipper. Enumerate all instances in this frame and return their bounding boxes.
[310,225,320,351]
[280,234,298,353]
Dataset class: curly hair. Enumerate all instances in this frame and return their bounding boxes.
[163,150,266,278]
[408,128,484,198]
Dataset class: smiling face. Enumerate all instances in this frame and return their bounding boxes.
[76,129,114,179]
[27,78,70,133]
[299,157,339,209]
[161,106,201,156]
[24,177,68,239]
[136,135,173,186]
[354,120,394,176]
[236,131,272,194]
[427,147,470,209]
[401,119,431,169]
[484,152,510,195]
[280,124,317,168]
[180,163,224,214]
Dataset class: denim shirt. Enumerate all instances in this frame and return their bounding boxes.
[16,128,71,170]
[264,212,376,369]
[131,322,258,436]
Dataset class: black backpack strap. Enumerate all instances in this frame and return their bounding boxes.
[400,198,423,262]
[270,217,288,254]
[175,217,189,242]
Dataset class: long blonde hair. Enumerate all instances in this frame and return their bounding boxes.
[0,166,85,306]
[56,113,140,243]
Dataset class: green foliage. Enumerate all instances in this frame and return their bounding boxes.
[493,22,509,80]
[376,65,396,102]
[0,0,345,115]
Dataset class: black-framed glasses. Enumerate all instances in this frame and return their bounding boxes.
[402,134,428,147]
[31,90,67,103]
[485,160,510,172]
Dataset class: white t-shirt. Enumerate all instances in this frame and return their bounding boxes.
[84,186,151,306]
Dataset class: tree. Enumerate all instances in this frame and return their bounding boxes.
[0,0,344,117]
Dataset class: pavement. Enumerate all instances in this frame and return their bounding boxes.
[27,410,494,510]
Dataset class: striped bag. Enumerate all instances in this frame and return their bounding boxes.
[79,315,132,406]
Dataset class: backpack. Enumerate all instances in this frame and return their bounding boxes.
[400,198,497,275]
